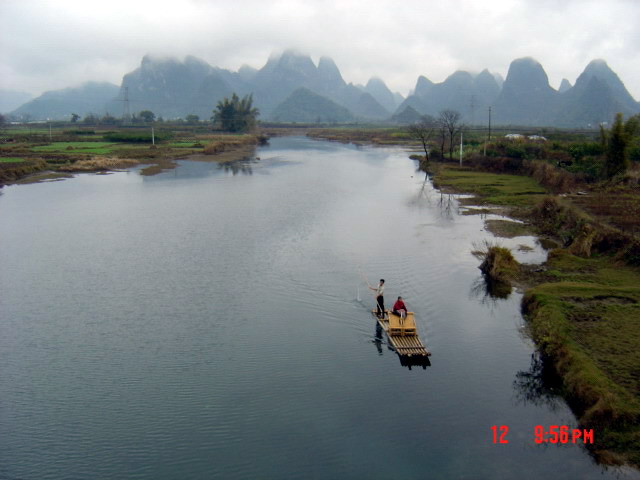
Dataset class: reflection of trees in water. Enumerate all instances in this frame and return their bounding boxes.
[218,156,257,175]
[470,275,512,306]
[418,172,431,201]
[438,193,456,219]
[513,352,563,410]
[409,171,432,208]
[411,172,458,220]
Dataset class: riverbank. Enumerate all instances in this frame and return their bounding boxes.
[427,161,640,467]
[0,131,263,185]
[305,130,640,463]
[3,134,621,479]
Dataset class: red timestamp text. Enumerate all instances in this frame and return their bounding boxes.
[491,425,594,444]
[534,425,594,444]
[491,425,509,444]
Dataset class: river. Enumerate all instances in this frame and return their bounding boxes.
[0,136,637,479]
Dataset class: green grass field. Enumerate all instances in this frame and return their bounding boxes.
[31,142,118,155]
[4,128,51,134]
[0,157,27,163]
[167,141,204,148]
[432,165,548,206]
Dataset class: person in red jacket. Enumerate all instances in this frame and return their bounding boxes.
[392,296,407,319]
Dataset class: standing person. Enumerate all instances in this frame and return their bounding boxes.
[392,296,408,319]
[369,279,385,318]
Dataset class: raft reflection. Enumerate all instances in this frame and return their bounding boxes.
[373,320,431,370]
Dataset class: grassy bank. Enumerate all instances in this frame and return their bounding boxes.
[427,162,640,467]
[429,164,547,208]
[523,250,640,466]
[306,127,414,146]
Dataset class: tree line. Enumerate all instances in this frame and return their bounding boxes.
[59,93,260,132]
[408,109,639,180]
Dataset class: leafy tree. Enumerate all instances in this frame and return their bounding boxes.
[212,93,259,132]
[83,113,98,125]
[599,123,608,149]
[407,115,437,164]
[624,114,640,139]
[604,113,629,178]
[185,114,200,125]
[101,113,118,125]
[139,110,156,123]
[70,113,80,123]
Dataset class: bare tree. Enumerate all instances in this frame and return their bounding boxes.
[439,109,464,160]
[437,117,448,159]
[407,115,438,164]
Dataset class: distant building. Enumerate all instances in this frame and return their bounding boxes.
[504,133,547,142]
[505,133,524,140]
[527,135,547,142]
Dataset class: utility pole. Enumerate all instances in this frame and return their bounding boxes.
[459,131,463,166]
[151,126,155,145]
[488,106,492,141]
[483,106,492,157]
[121,87,131,125]
[470,95,476,126]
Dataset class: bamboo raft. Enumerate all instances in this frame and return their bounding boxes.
[374,310,431,357]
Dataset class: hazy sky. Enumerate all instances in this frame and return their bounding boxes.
[1,0,639,99]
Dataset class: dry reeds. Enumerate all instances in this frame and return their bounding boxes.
[531,196,585,243]
[0,159,47,184]
[58,156,139,172]
[202,136,258,155]
[525,160,580,193]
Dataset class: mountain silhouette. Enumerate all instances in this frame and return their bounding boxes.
[270,87,354,123]
[493,57,557,126]
[10,52,639,127]
[12,82,119,121]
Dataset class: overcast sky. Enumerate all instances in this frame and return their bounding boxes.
[1,0,639,100]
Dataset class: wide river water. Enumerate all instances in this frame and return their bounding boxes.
[1,136,637,479]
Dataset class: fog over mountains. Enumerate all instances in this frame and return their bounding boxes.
[9,50,640,127]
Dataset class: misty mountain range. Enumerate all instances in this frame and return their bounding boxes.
[8,50,640,127]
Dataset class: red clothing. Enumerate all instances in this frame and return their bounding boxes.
[393,299,406,311]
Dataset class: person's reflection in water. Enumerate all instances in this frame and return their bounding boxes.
[373,322,384,355]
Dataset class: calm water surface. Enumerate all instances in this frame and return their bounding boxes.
[1,137,637,479]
